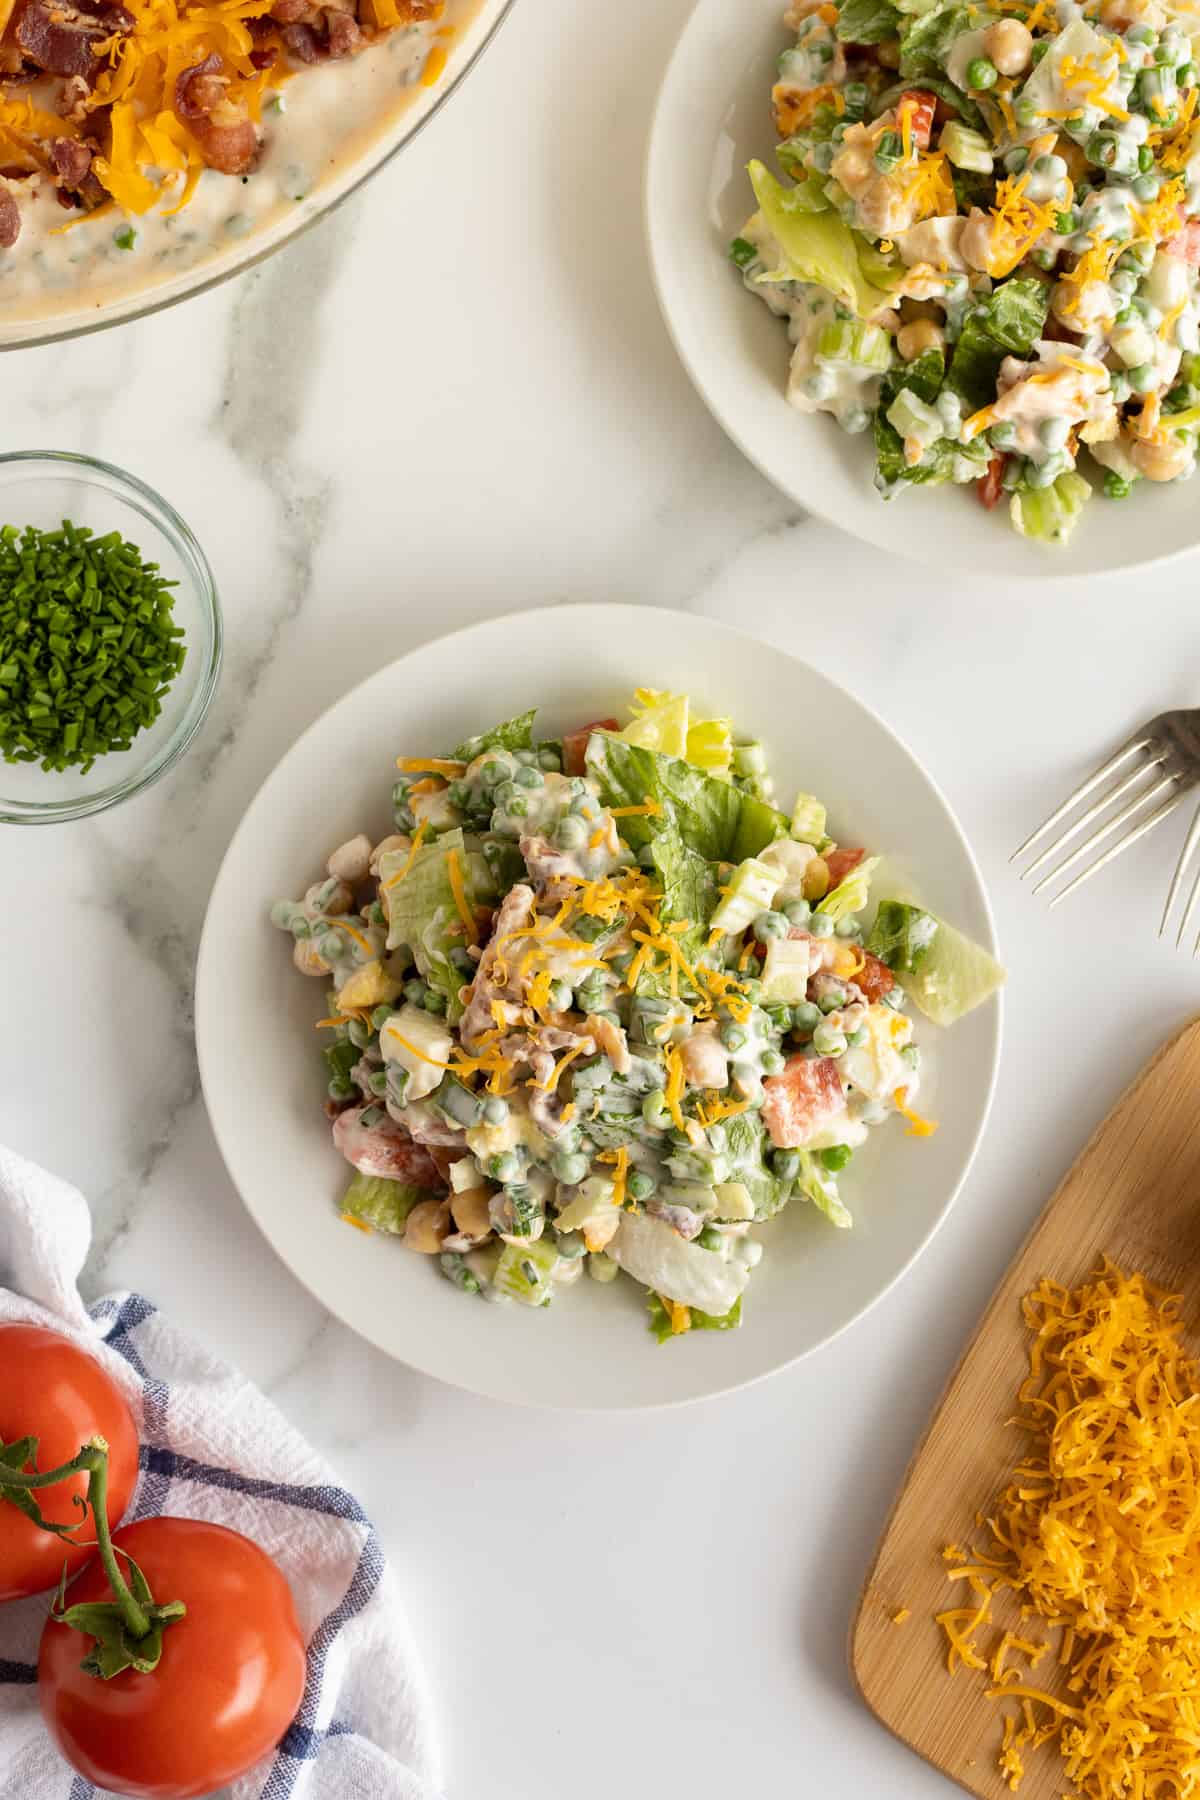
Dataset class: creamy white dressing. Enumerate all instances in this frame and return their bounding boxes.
[0,0,481,328]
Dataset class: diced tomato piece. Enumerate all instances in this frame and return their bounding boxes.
[333,1107,443,1187]
[825,847,865,889]
[977,455,1008,511]
[855,951,895,1005]
[897,89,936,150]
[1163,220,1200,265]
[562,718,619,776]
[762,1055,846,1150]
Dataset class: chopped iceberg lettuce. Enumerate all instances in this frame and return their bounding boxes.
[796,1152,853,1228]
[622,689,734,778]
[608,1211,750,1315]
[747,162,900,319]
[867,901,1005,1024]
[379,827,490,1020]
[761,938,813,1005]
[493,1238,561,1305]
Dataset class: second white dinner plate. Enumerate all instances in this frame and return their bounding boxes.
[645,0,1200,579]
[196,604,1002,1409]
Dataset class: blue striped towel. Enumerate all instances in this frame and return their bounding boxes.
[0,1144,444,1800]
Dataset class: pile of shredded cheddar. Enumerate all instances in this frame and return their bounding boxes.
[938,1261,1200,1798]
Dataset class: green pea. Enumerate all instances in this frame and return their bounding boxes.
[403,978,427,1005]
[811,914,835,939]
[556,815,588,851]
[697,1226,725,1252]
[291,916,312,940]
[368,1068,389,1097]
[481,758,506,787]
[818,984,846,1014]
[483,1096,510,1124]
[743,955,763,978]
[812,1022,847,1056]
[538,747,562,771]
[821,1144,853,1172]
[491,1151,522,1182]
[553,1151,590,1185]
[628,1170,657,1201]
[771,1149,801,1180]
[967,56,997,88]
[371,1004,394,1030]
[761,1048,786,1076]
[328,1076,354,1102]
[423,990,448,1015]
[721,1023,748,1052]
[765,1003,793,1033]
[450,947,474,974]
[792,1001,821,1034]
[754,909,789,940]
[1128,363,1156,393]
[834,917,862,940]
[1103,470,1133,499]
[348,1018,372,1049]
[783,898,811,927]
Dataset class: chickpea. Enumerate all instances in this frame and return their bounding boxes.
[293,937,330,978]
[326,834,372,886]
[802,855,830,902]
[1131,434,1193,481]
[982,17,1033,75]
[403,1198,452,1254]
[450,1186,493,1242]
[681,1025,731,1090]
[896,318,945,360]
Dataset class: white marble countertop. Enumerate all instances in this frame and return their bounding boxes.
[4,1,1200,1795]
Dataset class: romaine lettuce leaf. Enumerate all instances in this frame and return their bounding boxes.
[899,2,969,77]
[380,827,490,1020]
[874,349,951,490]
[723,1112,790,1221]
[452,710,536,763]
[1010,470,1090,546]
[977,277,1050,355]
[647,1292,743,1343]
[650,825,719,954]
[586,734,787,862]
[623,690,734,777]
[835,0,901,41]
[866,899,939,971]
[748,162,901,319]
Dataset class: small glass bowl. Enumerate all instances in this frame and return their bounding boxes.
[0,451,221,824]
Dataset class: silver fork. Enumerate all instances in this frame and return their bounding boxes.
[1011,710,1200,922]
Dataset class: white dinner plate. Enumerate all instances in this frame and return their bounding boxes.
[196,604,1002,1409]
[645,0,1200,579]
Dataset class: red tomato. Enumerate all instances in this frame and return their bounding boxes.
[824,847,865,889]
[897,90,936,150]
[40,1517,307,1800]
[977,455,1008,510]
[562,718,618,776]
[855,950,896,1005]
[0,1324,139,1602]
[762,1055,846,1150]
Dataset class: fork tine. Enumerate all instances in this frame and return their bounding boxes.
[1160,798,1200,941]
[1020,756,1166,881]
[1031,771,1180,896]
[1047,789,1189,910]
[1010,732,1158,864]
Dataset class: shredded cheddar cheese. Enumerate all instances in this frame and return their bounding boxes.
[893,1089,938,1137]
[938,1261,1200,1800]
[395,757,466,776]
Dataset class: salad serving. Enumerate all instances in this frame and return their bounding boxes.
[732,0,1200,543]
[271,691,1003,1342]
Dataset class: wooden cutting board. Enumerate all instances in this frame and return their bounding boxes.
[852,1017,1200,1800]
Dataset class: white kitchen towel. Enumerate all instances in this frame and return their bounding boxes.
[0,1143,443,1800]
